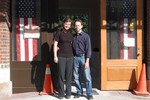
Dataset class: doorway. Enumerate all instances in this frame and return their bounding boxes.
[100,0,143,90]
[11,0,58,93]
[10,0,100,93]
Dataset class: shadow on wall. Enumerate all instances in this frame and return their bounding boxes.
[30,42,58,93]
[129,69,137,90]
[90,51,100,88]
[30,42,100,92]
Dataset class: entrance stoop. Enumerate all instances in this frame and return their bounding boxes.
[0,81,12,99]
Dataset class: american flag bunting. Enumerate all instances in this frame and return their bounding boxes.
[15,0,39,61]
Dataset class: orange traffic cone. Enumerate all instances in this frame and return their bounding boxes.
[40,64,54,95]
[133,63,150,96]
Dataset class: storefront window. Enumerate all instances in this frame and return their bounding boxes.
[106,0,137,59]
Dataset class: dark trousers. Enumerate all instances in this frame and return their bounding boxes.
[58,56,73,96]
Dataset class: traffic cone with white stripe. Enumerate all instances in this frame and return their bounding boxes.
[40,64,54,95]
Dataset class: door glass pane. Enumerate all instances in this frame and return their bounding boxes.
[106,0,137,59]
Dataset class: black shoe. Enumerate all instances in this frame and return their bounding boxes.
[74,94,81,98]
[65,95,71,99]
[58,96,64,99]
[87,96,93,100]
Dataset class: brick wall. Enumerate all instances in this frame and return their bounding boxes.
[146,0,150,92]
[0,22,10,82]
[0,0,10,82]
[0,0,12,98]
[0,22,10,65]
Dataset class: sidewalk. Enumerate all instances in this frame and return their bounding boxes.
[5,87,150,100]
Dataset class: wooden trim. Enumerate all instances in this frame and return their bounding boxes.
[100,0,106,90]
[106,81,136,90]
[106,60,138,66]
[136,0,143,80]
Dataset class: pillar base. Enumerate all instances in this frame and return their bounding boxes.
[0,81,12,99]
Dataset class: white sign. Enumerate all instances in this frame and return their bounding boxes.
[24,25,40,38]
[124,38,135,47]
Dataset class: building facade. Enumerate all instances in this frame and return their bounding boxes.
[0,0,150,97]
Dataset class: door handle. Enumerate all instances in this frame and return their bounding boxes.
[137,48,141,56]
[137,52,141,56]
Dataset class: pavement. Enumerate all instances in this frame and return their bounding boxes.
[3,87,150,100]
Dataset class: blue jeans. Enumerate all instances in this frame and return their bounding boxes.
[73,55,93,96]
